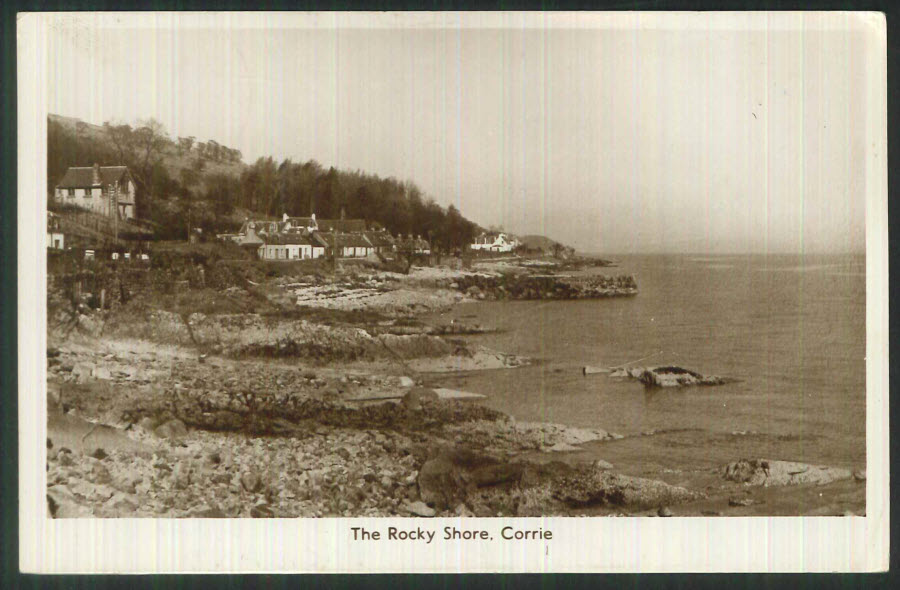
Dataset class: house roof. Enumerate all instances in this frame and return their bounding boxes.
[57,166,131,188]
[282,217,317,230]
[315,219,368,233]
[363,231,396,247]
[314,232,373,249]
[240,219,281,235]
[265,234,318,246]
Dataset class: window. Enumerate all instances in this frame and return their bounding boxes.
[67,188,75,197]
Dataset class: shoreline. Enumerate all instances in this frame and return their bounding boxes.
[45,251,865,518]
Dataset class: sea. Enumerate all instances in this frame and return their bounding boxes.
[430,253,867,475]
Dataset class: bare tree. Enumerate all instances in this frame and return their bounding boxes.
[103,118,170,217]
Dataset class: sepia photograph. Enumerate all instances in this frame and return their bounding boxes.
[18,11,887,573]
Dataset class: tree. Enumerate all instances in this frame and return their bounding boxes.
[177,136,195,154]
[104,118,170,218]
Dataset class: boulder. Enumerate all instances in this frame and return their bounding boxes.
[417,449,517,511]
[107,493,138,515]
[190,505,228,518]
[401,387,439,411]
[633,366,734,388]
[454,503,475,517]
[136,416,159,433]
[398,376,415,387]
[241,471,263,493]
[154,419,188,440]
[88,462,112,485]
[551,470,703,509]
[404,501,436,517]
[722,459,853,487]
[47,486,92,518]
[250,503,275,518]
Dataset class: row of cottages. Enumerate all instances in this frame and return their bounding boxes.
[470,232,519,253]
[221,213,415,260]
[55,163,137,220]
[260,233,326,260]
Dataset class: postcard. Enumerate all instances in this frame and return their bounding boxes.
[18,11,888,573]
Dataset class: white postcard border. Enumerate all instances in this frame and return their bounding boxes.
[17,11,889,574]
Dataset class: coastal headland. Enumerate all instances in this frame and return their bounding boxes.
[45,246,864,518]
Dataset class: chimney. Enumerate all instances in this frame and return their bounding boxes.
[92,163,101,185]
[283,212,289,223]
[340,205,346,220]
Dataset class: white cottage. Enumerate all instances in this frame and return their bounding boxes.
[470,232,517,253]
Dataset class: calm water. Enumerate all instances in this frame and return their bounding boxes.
[430,254,866,471]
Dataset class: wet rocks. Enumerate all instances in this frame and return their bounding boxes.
[619,366,734,387]
[722,459,853,487]
[452,273,638,301]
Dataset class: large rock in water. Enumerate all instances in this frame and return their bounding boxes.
[635,366,732,387]
[722,459,853,487]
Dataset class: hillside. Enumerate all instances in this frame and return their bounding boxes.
[48,114,247,192]
[518,234,572,254]
[47,114,483,247]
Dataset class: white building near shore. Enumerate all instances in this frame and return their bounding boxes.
[470,232,518,253]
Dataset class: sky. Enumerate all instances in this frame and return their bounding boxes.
[44,13,875,254]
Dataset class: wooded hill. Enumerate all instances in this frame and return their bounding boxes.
[48,114,482,249]
[518,234,574,255]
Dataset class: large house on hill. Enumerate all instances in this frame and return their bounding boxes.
[55,163,136,220]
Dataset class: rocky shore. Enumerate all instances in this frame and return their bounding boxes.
[448,272,638,301]
[45,249,864,518]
